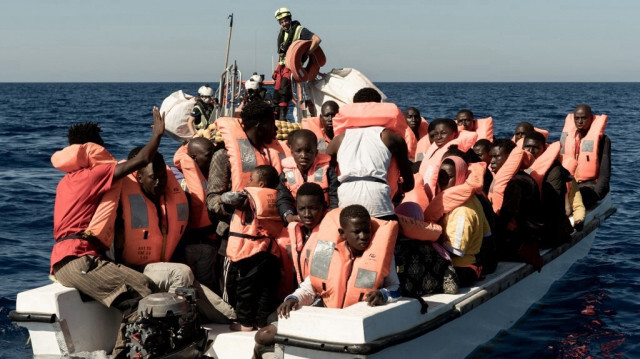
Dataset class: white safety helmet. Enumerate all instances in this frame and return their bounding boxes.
[198,85,214,97]
[245,79,260,91]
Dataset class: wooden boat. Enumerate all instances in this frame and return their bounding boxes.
[11,194,614,358]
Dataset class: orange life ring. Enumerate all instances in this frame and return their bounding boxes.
[285,40,327,82]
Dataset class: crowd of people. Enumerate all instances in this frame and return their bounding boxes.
[47,8,611,358]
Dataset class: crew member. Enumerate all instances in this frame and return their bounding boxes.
[272,7,321,121]
[187,84,215,136]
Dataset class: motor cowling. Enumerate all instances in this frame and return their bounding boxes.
[125,288,205,359]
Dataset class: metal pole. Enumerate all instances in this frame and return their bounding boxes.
[224,14,233,72]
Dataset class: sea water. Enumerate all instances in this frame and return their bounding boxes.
[0,82,637,358]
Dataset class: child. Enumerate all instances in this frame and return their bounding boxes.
[277,129,338,225]
[226,165,283,331]
[277,205,400,317]
[473,139,493,195]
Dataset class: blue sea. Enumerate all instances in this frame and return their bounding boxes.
[0,82,638,358]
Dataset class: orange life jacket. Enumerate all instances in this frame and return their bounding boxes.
[488,148,534,214]
[416,118,430,140]
[301,117,332,153]
[396,214,441,241]
[560,114,608,182]
[284,221,322,284]
[415,130,477,161]
[424,162,486,222]
[285,40,327,82]
[276,227,295,300]
[399,173,430,212]
[308,211,398,309]
[333,102,413,198]
[525,142,561,192]
[281,154,331,204]
[120,167,189,266]
[226,187,283,262]
[417,131,479,199]
[51,143,121,248]
[173,145,214,232]
[458,117,494,141]
[216,117,283,191]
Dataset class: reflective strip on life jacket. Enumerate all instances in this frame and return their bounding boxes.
[216,117,282,191]
[120,167,189,266]
[226,187,283,262]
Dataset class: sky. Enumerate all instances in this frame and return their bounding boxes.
[1,0,639,82]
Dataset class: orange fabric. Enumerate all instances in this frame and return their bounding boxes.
[301,117,331,151]
[276,140,291,159]
[333,102,413,198]
[285,221,321,284]
[417,131,479,199]
[276,227,295,300]
[476,117,494,141]
[525,142,561,192]
[216,117,283,191]
[51,143,120,249]
[417,118,430,140]
[400,173,430,212]
[120,167,189,266]
[308,209,398,308]
[284,40,327,82]
[281,154,331,204]
[488,148,534,214]
[424,162,486,222]
[397,214,441,241]
[226,187,283,262]
[173,145,214,231]
[512,127,549,143]
[560,114,608,182]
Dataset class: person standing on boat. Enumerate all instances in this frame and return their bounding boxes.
[187,84,215,136]
[560,104,611,208]
[50,109,164,356]
[272,7,321,121]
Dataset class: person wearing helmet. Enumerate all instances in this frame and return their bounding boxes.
[245,74,270,104]
[187,84,216,136]
[272,7,321,121]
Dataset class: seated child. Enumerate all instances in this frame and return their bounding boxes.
[226,165,283,331]
[277,129,339,225]
[437,156,491,286]
[278,204,400,317]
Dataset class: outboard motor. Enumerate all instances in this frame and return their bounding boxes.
[125,288,205,359]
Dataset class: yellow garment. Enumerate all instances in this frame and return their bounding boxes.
[568,178,586,224]
[444,196,490,267]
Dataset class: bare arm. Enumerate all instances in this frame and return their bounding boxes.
[325,132,344,158]
[381,130,415,192]
[309,34,322,53]
[113,107,164,181]
[187,116,197,136]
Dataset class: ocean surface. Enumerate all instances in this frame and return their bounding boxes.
[0,82,638,358]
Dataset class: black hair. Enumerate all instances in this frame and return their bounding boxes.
[524,131,546,144]
[428,118,458,133]
[241,100,274,129]
[127,146,165,167]
[339,204,371,227]
[67,121,103,146]
[405,107,421,116]
[188,137,214,152]
[515,122,535,133]
[253,165,280,189]
[288,129,317,147]
[575,104,593,116]
[443,145,467,159]
[353,88,382,103]
[457,109,474,118]
[491,138,517,155]
[473,139,492,152]
[321,100,339,112]
[296,182,326,207]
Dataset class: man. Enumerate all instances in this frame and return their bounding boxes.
[456,109,493,141]
[327,88,414,220]
[50,108,164,355]
[187,84,215,136]
[561,104,611,208]
[489,139,544,271]
[301,100,338,153]
[206,100,281,304]
[272,7,321,121]
[405,107,428,140]
[522,132,574,247]
[513,122,535,143]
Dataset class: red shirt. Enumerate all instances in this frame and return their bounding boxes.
[50,163,115,272]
